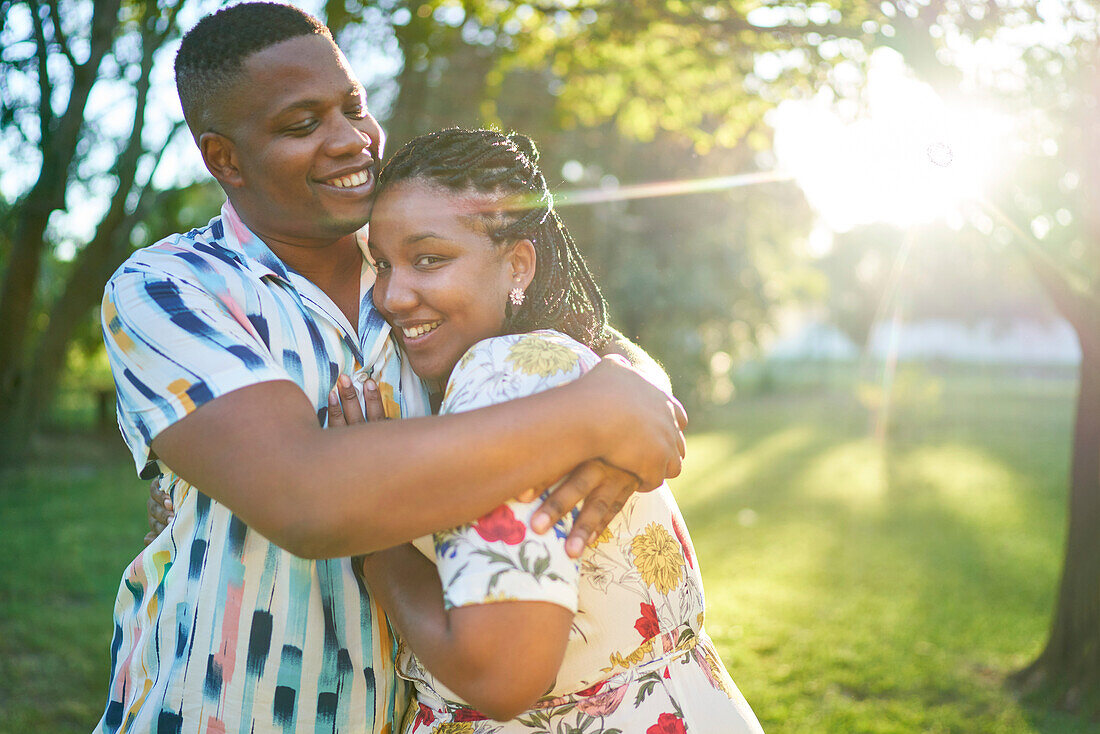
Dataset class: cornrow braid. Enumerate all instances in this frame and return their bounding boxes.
[376,128,610,350]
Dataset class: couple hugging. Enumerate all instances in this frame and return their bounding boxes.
[96,3,763,733]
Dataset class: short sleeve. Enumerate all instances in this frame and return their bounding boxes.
[432,332,600,613]
[102,268,292,476]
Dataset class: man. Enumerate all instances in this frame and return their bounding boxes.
[96,4,685,732]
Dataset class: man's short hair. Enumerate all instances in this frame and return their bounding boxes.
[175,2,332,136]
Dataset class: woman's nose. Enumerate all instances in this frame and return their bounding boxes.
[377,270,418,314]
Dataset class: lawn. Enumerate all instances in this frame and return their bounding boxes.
[0,369,1091,733]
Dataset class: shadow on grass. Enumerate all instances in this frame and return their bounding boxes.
[676,386,1091,733]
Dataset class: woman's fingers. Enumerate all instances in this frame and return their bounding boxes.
[326,386,346,427]
[145,478,174,545]
[327,374,370,427]
[148,480,173,527]
[337,375,366,425]
[362,379,387,422]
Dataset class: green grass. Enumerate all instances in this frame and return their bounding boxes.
[677,374,1089,733]
[0,373,1091,732]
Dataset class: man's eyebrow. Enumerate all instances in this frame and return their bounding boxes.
[272,85,366,117]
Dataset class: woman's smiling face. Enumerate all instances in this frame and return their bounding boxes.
[369,179,536,385]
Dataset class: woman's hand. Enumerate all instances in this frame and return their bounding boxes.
[326,374,387,426]
[144,477,173,546]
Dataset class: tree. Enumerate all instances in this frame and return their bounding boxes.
[385,0,1099,711]
[0,0,185,459]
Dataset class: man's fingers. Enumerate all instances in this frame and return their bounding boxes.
[532,460,606,535]
[338,374,366,425]
[671,395,689,432]
[362,379,387,422]
[566,473,636,558]
[143,531,158,546]
[516,487,540,503]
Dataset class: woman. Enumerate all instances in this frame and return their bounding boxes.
[337,128,764,733]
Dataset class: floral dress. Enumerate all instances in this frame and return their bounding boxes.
[396,330,764,734]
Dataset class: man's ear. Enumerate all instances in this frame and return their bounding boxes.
[198,131,244,189]
[507,239,537,291]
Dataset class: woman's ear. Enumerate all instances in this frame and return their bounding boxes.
[199,132,244,189]
[507,238,537,291]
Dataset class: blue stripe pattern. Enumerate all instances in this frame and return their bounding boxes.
[95,202,424,733]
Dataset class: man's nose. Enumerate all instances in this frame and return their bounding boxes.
[326,114,373,158]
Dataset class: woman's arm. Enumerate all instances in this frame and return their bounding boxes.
[361,546,572,721]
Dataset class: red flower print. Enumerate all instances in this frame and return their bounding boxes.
[647,712,687,734]
[412,702,434,730]
[452,707,490,721]
[472,505,526,545]
[575,680,607,697]
[671,511,696,569]
[576,681,628,717]
[634,602,660,640]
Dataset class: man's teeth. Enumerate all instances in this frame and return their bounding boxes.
[402,321,441,338]
[329,169,371,188]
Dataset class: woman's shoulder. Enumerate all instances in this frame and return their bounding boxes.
[456,330,600,377]
[441,330,600,414]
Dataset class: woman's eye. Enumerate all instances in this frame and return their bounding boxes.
[373,259,390,272]
[415,255,445,268]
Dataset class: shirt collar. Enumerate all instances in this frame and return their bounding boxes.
[217,200,296,286]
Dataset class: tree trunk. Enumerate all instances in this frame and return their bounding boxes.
[1013,300,1100,714]
[0,0,122,452]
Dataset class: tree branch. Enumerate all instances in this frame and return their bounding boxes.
[28,0,54,144]
[46,0,76,68]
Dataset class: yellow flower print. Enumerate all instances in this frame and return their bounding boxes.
[587,526,613,549]
[604,638,655,673]
[505,335,578,377]
[630,522,685,594]
[463,591,518,605]
[457,347,477,370]
[432,723,474,734]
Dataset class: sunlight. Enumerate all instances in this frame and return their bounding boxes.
[771,48,1014,232]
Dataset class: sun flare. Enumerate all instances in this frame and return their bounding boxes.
[772,49,1014,232]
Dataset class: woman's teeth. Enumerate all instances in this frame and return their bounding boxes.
[402,321,441,338]
[329,169,371,188]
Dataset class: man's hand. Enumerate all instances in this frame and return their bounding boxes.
[531,459,640,557]
[577,357,687,488]
[144,478,174,546]
[534,357,687,557]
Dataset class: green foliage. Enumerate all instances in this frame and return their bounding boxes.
[1,371,1091,732]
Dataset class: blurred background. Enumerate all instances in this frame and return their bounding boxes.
[1,1,1097,731]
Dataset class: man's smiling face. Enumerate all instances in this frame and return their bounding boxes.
[215,33,384,247]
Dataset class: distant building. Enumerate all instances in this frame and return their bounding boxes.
[766,317,1080,366]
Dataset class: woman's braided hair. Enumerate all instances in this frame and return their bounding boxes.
[375,128,610,350]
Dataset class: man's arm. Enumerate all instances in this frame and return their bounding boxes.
[152,359,683,559]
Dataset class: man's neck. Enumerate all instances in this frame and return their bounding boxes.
[256,229,365,331]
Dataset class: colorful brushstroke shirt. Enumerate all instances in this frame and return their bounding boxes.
[97,201,426,734]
